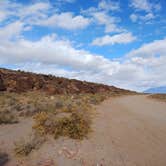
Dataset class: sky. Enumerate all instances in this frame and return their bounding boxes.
[0,0,166,91]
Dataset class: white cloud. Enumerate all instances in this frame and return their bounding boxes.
[81,1,123,33]
[130,14,138,22]
[0,21,24,40]
[92,32,136,46]
[127,38,166,58]
[130,13,155,23]
[22,2,50,14]
[130,0,152,12]
[130,0,161,12]
[36,12,91,30]
[92,12,123,33]
[143,13,155,20]
[19,2,50,21]
[0,1,49,23]
[0,1,90,31]
[0,1,50,29]
[129,0,161,24]
[123,38,166,90]
[98,0,120,11]
[130,0,161,24]
[0,33,118,74]
[0,11,8,22]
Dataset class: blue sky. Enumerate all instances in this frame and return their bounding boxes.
[0,0,166,91]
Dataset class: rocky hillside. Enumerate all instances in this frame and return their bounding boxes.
[0,68,132,95]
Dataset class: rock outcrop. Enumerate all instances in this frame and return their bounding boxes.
[0,68,132,95]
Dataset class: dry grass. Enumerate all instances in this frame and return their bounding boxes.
[148,94,166,102]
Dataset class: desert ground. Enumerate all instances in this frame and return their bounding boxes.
[0,94,166,166]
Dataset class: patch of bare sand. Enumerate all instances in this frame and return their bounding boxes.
[0,118,33,165]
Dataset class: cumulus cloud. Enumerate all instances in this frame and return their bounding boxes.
[20,2,50,17]
[130,0,161,12]
[0,11,8,22]
[0,32,119,74]
[92,33,136,46]
[130,14,138,22]
[98,0,120,11]
[0,21,24,40]
[124,38,166,90]
[127,38,166,58]
[0,1,49,22]
[35,12,91,30]
[0,1,90,30]
[130,0,161,24]
[81,1,123,33]
[130,13,155,23]
[91,12,123,33]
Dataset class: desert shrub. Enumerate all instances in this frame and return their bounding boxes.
[7,97,17,106]
[32,112,50,135]
[88,94,105,104]
[14,134,45,157]
[0,111,18,124]
[79,93,108,105]
[54,113,91,139]
[0,152,9,166]
[61,102,78,113]
[18,103,41,117]
[12,103,22,112]
[33,108,92,140]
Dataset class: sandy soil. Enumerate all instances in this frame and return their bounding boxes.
[1,95,166,166]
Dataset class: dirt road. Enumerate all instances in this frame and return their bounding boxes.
[79,95,166,166]
[1,95,166,166]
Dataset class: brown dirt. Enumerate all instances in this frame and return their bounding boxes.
[1,95,166,166]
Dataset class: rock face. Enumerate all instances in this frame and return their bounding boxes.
[0,68,131,95]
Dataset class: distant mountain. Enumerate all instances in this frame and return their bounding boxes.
[144,86,166,94]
